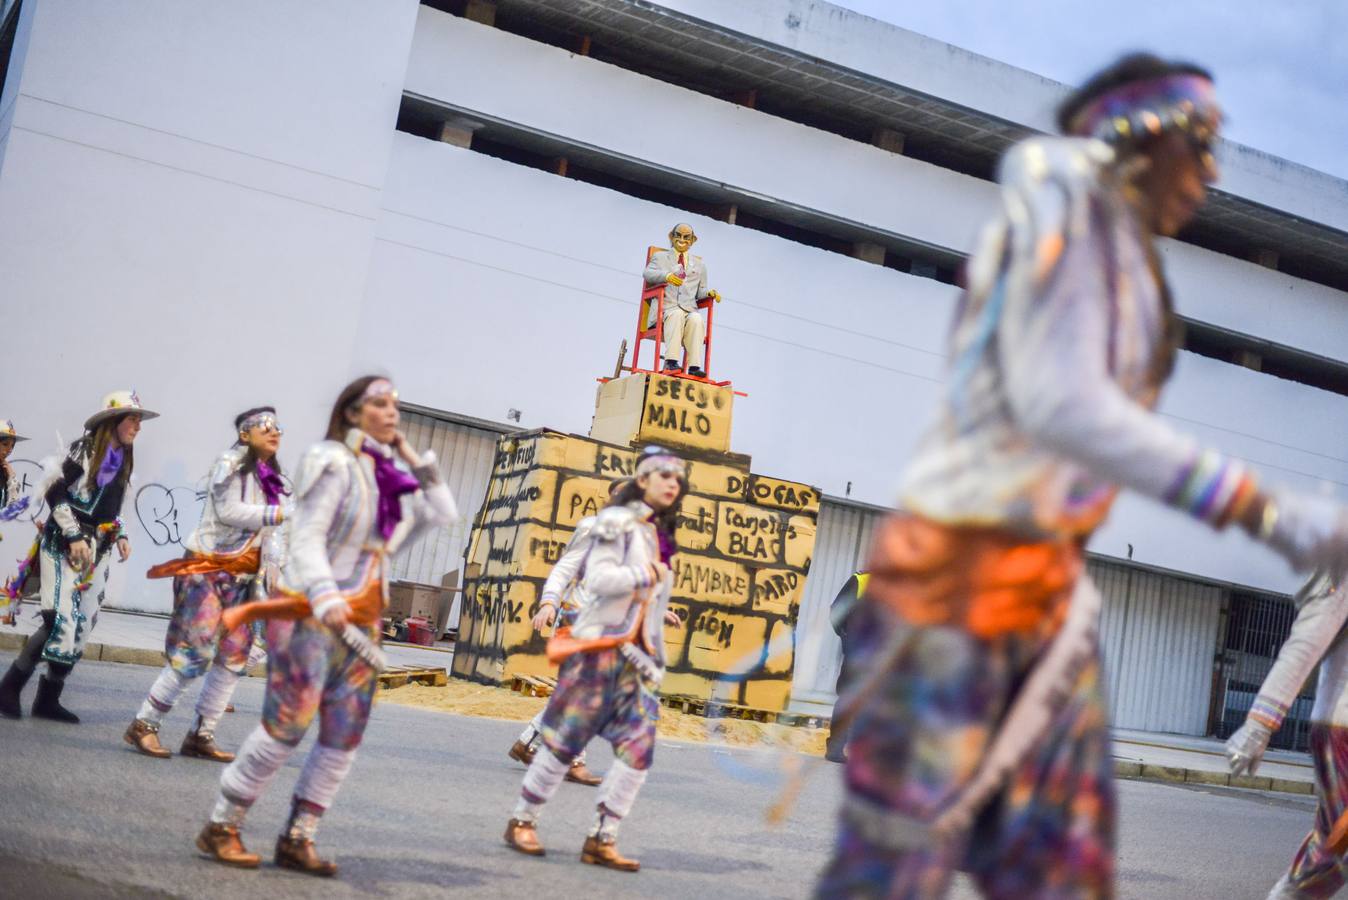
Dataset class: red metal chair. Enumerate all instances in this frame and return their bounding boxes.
[631,245,720,383]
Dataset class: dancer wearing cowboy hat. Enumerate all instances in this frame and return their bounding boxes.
[0,418,28,516]
[0,390,156,722]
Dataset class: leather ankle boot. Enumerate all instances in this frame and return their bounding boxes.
[275,836,338,877]
[181,719,234,762]
[508,738,536,766]
[0,663,33,719]
[565,759,603,787]
[581,834,639,872]
[124,718,171,758]
[504,818,545,857]
[32,675,79,723]
[196,822,261,868]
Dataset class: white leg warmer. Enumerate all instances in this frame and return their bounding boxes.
[193,665,242,735]
[512,749,570,822]
[518,710,543,744]
[137,665,190,725]
[1267,873,1315,899]
[293,744,357,811]
[595,758,648,820]
[218,725,296,807]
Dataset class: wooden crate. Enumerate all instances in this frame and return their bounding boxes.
[377,665,448,690]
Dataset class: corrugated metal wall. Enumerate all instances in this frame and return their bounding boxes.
[1091,558,1224,735]
[789,499,883,709]
[389,411,503,589]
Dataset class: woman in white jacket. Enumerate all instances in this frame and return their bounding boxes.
[505,448,684,871]
[195,376,457,877]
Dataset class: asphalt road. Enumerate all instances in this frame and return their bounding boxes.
[0,654,1323,899]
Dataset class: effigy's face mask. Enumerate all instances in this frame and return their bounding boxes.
[670,227,697,254]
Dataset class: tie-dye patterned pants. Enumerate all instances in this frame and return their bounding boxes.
[1276,724,1348,898]
[261,618,378,751]
[816,601,1115,899]
[539,647,659,771]
[165,570,255,677]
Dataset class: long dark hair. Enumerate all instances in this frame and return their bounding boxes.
[80,418,134,492]
[234,405,282,479]
[325,375,384,441]
[608,465,686,545]
[1056,53,1213,135]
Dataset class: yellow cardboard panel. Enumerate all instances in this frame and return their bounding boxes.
[742,678,791,712]
[556,474,611,528]
[763,619,795,675]
[714,502,788,566]
[783,514,818,570]
[660,670,712,700]
[674,494,718,551]
[671,554,751,608]
[503,652,557,681]
[663,601,690,668]
[686,459,750,500]
[483,468,558,526]
[517,523,572,580]
[638,373,733,453]
[595,444,638,479]
[481,525,520,580]
[751,568,806,616]
[687,609,767,672]
[746,474,821,515]
[557,435,599,474]
[498,435,542,476]
[589,375,649,448]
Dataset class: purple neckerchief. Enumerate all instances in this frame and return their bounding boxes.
[657,528,676,566]
[96,446,124,489]
[363,440,420,541]
[254,458,288,505]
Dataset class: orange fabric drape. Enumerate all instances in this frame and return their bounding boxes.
[864,514,1082,640]
[146,547,261,580]
[219,575,385,632]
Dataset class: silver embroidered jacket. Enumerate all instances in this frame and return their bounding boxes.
[281,429,458,619]
[183,446,287,559]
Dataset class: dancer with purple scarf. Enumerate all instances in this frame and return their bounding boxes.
[195,375,457,876]
[0,390,156,722]
[125,406,290,761]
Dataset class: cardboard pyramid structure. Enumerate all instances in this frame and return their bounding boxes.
[451,372,820,710]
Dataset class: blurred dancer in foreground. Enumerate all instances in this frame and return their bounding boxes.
[817,54,1348,898]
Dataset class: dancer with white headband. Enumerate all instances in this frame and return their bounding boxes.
[195,376,457,876]
[125,406,290,761]
[504,447,684,871]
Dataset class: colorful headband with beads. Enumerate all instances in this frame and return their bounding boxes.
[238,411,282,435]
[359,378,398,405]
[1068,73,1220,147]
[636,450,686,479]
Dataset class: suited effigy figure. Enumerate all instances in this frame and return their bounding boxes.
[642,223,721,378]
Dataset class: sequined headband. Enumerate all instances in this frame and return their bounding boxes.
[238,411,281,434]
[359,379,398,405]
[636,452,686,479]
[1069,73,1220,146]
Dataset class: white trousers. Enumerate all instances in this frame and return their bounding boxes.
[662,306,705,367]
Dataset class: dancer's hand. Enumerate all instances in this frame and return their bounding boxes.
[116,536,131,562]
[1251,490,1348,577]
[664,610,681,627]
[1225,719,1274,777]
[321,604,349,630]
[67,539,92,570]
[532,604,557,631]
[391,430,422,468]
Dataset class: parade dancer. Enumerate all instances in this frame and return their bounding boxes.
[816,54,1348,898]
[125,407,289,761]
[1226,573,1348,899]
[0,418,26,515]
[507,477,633,788]
[195,376,457,876]
[0,391,156,722]
[504,448,683,871]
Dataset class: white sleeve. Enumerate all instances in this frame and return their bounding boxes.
[1247,572,1348,731]
[288,464,348,616]
[541,522,593,607]
[582,531,653,599]
[208,455,283,531]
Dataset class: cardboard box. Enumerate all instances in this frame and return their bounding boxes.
[388,580,451,625]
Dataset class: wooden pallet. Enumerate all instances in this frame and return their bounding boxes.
[658,694,829,729]
[508,673,558,698]
[377,665,448,689]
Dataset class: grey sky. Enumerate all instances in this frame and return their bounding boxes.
[836,0,1348,180]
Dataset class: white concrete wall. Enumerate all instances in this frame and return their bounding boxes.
[0,0,421,611]
[407,9,1348,364]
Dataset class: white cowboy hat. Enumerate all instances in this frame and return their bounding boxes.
[84,390,160,432]
[0,419,27,443]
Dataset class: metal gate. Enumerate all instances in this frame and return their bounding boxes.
[1211,589,1311,751]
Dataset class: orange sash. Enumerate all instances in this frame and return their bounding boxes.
[545,590,651,666]
[146,547,261,580]
[219,575,385,632]
[864,514,1082,639]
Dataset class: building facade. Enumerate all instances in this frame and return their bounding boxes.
[2,0,1346,738]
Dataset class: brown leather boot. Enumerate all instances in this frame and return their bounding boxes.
[504,818,545,857]
[275,836,338,877]
[124,718,171,759]
[508,739,535,766]
[581,835,639,872]
[195,822,260,868]
[181,728,235,763]
[565,759,603,787]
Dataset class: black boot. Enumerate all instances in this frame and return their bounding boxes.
[32,674,79,723]
[0,664,33,719]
